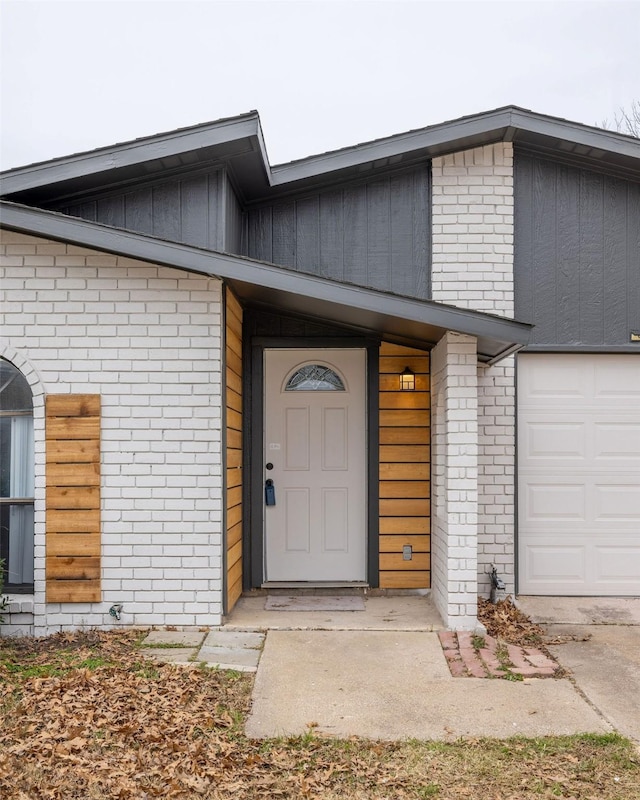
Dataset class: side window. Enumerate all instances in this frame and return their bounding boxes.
[0,359,34,591]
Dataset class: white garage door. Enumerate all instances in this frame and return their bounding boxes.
[518,354,640,596]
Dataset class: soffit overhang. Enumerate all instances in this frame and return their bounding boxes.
[2,106,638,207]
[0,202,531,363]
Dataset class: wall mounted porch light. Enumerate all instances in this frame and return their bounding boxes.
[400,366,415,391]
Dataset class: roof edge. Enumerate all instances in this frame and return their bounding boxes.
[270,106,640,186]
[2,105,638,201]
[0,112,265,196]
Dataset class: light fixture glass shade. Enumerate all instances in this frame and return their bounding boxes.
[400,366,415,391]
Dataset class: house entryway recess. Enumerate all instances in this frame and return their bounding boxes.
[263,349,367,582]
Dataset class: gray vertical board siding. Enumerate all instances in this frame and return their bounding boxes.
[55,167,226,251]
[319,189,344,280]
[246,165,431,299]
[96,195,125,228]
[207,171,224,251]
[125,187,154,235]
[578,171,605,345]
[555,165,580,343]
[367,178,391,290]
[412,169,430,298]
[272,203,296,268]
[152,182,181,242]
[247,207,273,262]
[602,175,628,343]
[224,176,244,255]
[514,152,640,347]
[181,174,209,248]
[65,199,96,221]
[627,187,640,335]
[296,195,320,274]
[343,184,368,286]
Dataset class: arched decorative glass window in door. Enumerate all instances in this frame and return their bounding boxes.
[0,359,34,591]
[285,364,346,392]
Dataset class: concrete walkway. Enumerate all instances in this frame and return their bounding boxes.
[141,629,265,672]
[140,595,640,742]
[245,628,608,740]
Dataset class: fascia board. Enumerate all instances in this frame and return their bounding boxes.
[0,201,531,352]
[0,116,263,195]
[508,109,640,159]
[269,109,515,185]
[270,108,639,187]
[2,106,638,200]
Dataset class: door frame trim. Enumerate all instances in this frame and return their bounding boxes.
[245,337,380,589]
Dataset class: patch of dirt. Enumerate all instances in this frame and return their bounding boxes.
[478,597,546,646]
[478,597,592,650]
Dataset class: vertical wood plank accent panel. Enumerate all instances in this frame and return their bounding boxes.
[45,395,101,603]
[378,344,430,589]
[226,288,243,611]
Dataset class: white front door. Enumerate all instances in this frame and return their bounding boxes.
[264,348,367,582]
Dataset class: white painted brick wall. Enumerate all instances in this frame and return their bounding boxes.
[431,143,516,597]
[430,331,479,630]
[432,142,514,317]
[0,230,224,634]
[477,357,515,595]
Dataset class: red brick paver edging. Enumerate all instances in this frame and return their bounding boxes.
[438,631,558,679]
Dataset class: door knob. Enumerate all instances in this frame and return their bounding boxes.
[265,462,274,471]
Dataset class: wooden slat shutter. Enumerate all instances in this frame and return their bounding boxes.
[46,395,101,602]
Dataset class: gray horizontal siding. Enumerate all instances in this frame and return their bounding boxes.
[56,168,227,251]
[515,152,640,347]
[247,166,430,299]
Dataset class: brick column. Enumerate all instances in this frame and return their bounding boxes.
[431,331,480,630]
[431,142,516,599]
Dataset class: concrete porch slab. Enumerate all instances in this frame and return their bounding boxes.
[264,595,366,612]
[226,594,444,631]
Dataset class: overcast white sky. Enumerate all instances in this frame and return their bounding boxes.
[1,0,639,170]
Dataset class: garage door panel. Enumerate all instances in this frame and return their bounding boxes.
[524,538,640,594]
[518,354,640,596]
[524,483,586,522]
[594,358,640,398]
[596,545,640,582]
[521,415,640,465]
[519,360,590,404]
[594,421,640,460]
[524,478,640,531]
[594,484,640,523]
[523,421,585,460]
[523,543,586,584]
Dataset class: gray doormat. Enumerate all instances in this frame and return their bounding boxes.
[265,595,365,612]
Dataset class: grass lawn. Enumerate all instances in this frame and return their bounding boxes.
[1,629,638,799]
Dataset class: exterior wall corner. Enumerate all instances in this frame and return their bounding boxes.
[430,331,479,630]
